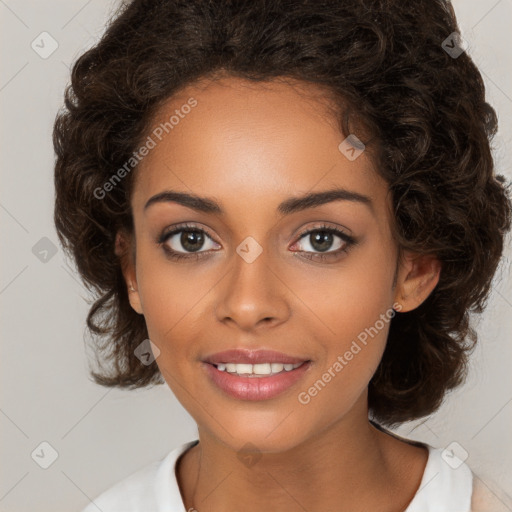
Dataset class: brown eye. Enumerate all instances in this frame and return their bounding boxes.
[291,225,357,262]
[173,230,206,252]
[158,223,220,261]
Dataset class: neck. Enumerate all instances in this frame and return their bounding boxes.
[176,408,426,512]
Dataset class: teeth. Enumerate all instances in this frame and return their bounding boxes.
[215,362,304,376]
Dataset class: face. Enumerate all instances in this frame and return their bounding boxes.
[118,76,440,452]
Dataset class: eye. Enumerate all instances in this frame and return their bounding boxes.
[291,224,357,262]
[157,222,358,263]
[157,223,220,261]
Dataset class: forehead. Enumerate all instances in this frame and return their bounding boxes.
[131,76,387,218]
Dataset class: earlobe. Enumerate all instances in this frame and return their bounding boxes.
[128,287,143,315]
[115,230,144,315]
[393,251,442,313]
[127,282,144,315]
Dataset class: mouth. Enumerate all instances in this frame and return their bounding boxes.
[203,348,311,366]
[202,359,313,401]
[208,360,310,377]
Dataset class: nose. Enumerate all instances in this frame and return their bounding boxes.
[214,245,291,331]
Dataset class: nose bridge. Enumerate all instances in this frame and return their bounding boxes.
[215,235,289,329]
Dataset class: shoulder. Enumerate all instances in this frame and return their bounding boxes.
[80,440,198,512]
[375,424,511,512]
[80,457,162,512]
[470,474,512,512]
[406,444,512,512]
[408,445,474,511]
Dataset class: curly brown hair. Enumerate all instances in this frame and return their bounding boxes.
[53,0,511,428]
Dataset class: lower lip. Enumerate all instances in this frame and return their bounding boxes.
[202,361,313,401]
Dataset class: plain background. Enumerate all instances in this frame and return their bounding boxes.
[1,0,511,510]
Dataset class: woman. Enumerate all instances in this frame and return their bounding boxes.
[53,0,512,510]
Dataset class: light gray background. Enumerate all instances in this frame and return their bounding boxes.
[1,1,511,510]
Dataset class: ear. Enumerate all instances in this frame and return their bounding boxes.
[114,229,143,315]
[393,250,442,313]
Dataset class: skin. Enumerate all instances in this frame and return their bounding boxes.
[116,75,441,512]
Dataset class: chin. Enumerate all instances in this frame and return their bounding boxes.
[206,415,312,455]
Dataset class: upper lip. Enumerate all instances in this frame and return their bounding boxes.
[203,349,310,365]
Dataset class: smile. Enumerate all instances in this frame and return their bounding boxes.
[202,360,313,400]
[214,361,304,377]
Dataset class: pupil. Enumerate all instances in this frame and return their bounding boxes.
[181,230,204,252]
[311,231,332,252]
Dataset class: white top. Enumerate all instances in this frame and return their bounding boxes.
[81,439,480,512]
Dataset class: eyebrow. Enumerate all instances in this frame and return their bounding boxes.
[144,187,374,215]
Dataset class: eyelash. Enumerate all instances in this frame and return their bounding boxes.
[157,222,358,263]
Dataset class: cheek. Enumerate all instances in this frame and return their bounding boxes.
[290,247,396,398]
[290,250,396,343]
[134,247,218,362]
[296,295,392,424]
[136,241,205,315]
